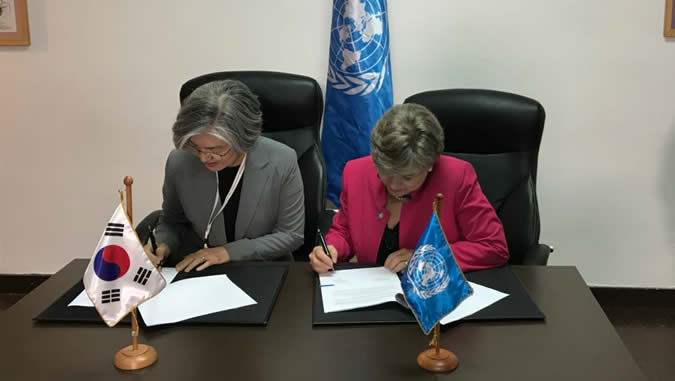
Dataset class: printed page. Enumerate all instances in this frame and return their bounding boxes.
[320,267,402,313]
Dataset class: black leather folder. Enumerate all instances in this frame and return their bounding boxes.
[34,262,288,326]
[312,264,545,326]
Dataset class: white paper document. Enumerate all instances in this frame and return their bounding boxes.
[319,267,401,313]
[439,282,508,325]
[319,267,509,324]
[68,288,94,307]
[138,273,256,326]
[68,268,257,327]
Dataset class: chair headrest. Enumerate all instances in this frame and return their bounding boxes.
[405,89,545,154]
[180,71,324,136]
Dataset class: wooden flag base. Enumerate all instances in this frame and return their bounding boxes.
[417,348,458,373]
[113,344,158,370]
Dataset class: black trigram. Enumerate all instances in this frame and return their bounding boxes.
[101,289,121,304]
[133,267,152,285]
[104,223,124,237]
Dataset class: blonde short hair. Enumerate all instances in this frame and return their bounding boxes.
[370,103,444,174]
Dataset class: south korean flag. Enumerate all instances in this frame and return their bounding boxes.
[83,203,166,327]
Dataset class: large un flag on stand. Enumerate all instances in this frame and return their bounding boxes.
[401,212,474,334]
[83,203,166,327]
[322,0,393,206]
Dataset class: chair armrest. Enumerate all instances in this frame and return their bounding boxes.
[521,243,552,265]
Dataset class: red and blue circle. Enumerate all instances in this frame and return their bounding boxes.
[93,245,130,281]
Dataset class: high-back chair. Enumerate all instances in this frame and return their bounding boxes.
[405,89,551,265]
[137,71,326,261]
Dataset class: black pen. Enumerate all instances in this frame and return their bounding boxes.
[317,228,334,271]
[148,224,163,268]
[148,226,158,252]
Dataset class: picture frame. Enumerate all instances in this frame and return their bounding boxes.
[0,0,29,46]
[666,0,675,37]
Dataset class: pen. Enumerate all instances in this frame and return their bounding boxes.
[317,228,334,271]
[148,226,158,253]
[148,224,163,269]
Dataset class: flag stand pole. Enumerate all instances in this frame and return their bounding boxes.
[416,193,458,373]
[113,176,158,370]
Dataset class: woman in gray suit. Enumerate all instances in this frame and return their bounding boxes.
[147,80,305,272]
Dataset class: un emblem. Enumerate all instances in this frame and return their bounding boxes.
[327,0,389,96]
[406,245,450,299]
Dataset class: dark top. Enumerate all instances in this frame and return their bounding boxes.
[376,223,399,265]
[218,165,243,243]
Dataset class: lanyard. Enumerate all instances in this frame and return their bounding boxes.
[203,154,247,247]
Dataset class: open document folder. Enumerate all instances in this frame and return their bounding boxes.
[69,267,257,326]
[319,267,508,325]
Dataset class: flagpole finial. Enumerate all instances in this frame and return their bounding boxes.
[433,193,443,216]
[123,177,134,224]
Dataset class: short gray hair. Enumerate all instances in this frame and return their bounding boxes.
[370,103,444,174]
[172,80,262,153]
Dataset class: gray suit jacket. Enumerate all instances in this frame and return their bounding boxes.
[155,137,304,261]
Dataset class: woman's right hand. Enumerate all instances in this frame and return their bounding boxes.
[144,243,169,267]
[309,244,337,273]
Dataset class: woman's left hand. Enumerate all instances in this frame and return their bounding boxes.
[176,246,231,272]
[384,248,413,273]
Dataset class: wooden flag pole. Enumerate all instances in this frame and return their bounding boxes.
[124,177,139,351]
[113,176,158,370]
[416,193,459,373]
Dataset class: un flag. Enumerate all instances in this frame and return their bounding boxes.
[401,212,474,334]
[322,0,393,206]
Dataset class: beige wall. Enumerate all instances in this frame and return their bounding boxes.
[1,0,673,287]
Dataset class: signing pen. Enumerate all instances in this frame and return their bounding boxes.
[148,226,158,252]
[148,223,163,269]
[317,228,334,271]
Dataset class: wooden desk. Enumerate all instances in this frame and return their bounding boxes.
[0,260,645,380]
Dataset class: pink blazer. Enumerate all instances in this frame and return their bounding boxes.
[326,155,509,271]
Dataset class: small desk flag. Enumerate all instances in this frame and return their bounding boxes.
[322,0,393,206]
[401,212,474,334]
[83,203,166,327]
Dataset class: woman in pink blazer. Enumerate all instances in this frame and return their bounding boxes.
[309,104,509,273]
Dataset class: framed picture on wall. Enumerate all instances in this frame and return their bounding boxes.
[666,0,675,37]
[0,0,29,46]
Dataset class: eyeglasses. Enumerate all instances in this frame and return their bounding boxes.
[185,141,232,159]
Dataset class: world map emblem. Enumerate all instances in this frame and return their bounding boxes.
[93,245,130,281]
[328,0,389,96]
[406,244,450,299]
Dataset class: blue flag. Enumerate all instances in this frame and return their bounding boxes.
[401,212,474,334]
[322,0,393,206]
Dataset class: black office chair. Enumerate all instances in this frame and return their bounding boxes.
[404,89,552,265]
[137,71,326,262]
